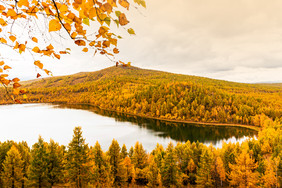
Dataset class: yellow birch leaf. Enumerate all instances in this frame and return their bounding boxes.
[67,12,75,21]
[12,78,20,82]
[13,82,21,89]
[32,37,38,43]
[19,44,26,52]
[32,46,40,53]
[9,36,16,42]
[140,0,146,8]
[53,53,60,59]
[44,69,51,75]
[0,5,5,11]
[3,65,12,70]
[89,41,95,46]
[74,40,86,46]
[0,38,7,44]
[127,28,135,35]
[98,26,109,35]
[75,0,82,4]
[119,13,129,26]
[104,3,113,13]
[46,44,54,50]
[71,32,78,38]
[102,41,110,48]
[49,19,61,32]
[7,9,17,18]
[82,48,88,52]
[89,8,97,19]
[107,0,117,7]
[113,48,119,54]
[0,18,6,26]
[0,74,8,77]
[34,60,43,69]
[119,0,130,10]
[59,51,67,54]
[18,0,29,7]
[14,42,19,49]
[83,18,90,26]
[59,4,68,13]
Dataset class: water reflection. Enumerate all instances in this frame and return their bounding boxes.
[56,104,258,147]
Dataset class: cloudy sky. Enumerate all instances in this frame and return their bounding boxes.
[5,0,282,83]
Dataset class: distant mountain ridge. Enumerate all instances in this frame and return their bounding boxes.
[24,66,282,90]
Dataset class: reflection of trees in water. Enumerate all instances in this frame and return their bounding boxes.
[55,104,257,145]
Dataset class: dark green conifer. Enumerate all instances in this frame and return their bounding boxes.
[161,142,181,187]
[2,145,24,188]
[121,144,128,159]
[107,139,125,185]
[91,141,112,186]
[46,139,64,186]
[66,127,90,188]
[28,136,49,188]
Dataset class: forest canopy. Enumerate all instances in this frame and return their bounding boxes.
[0,118,280,187]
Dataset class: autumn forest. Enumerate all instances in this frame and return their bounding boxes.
[0,66,281,187]
[0,0,281,187]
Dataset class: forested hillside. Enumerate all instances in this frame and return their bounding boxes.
[1,66,281,127]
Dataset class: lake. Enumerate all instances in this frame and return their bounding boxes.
[0,103,257,151]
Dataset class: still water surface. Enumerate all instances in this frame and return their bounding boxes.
[0,103,257,151]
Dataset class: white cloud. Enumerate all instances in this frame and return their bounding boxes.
[2,0,282,83]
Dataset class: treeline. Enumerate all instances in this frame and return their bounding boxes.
[11,66,282,127]
[0,118,281,187]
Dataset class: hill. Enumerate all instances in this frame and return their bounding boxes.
[1,66,282,127]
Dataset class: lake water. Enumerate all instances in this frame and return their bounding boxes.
[0,103,257,151]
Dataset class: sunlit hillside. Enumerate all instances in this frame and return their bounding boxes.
[3,65,279,127]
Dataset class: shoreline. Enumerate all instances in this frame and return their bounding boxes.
[0,101,260,132]
[55,102,261,132]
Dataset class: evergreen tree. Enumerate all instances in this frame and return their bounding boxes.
[196,147,215,187]
[187,158,197,184]
[46,139,64,186]
[28,136,49,188]
[132,142,148,169]
[0,141,13,188]
[128,146,134,159]
[16,141,31,188]
[132,142,148,185]
[151,143,165,170]
[121,157,135,186]
[121,144,128,159]
[229,149,259,188]
[161,142,181,187]
[66,127,90,188]
[221,142,237,173]
[1,145,24,188]
[107,139,124,185]
[147,155,161,187]
[175,141,192,174]
[215,156,226,187]
[92,141,112,187]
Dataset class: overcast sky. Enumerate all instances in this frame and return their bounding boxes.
[5,0,282,83]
